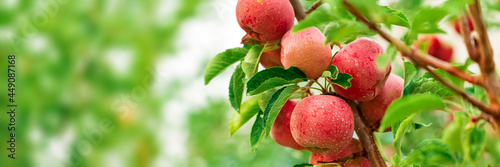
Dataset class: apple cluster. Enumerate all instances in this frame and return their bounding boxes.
[235,0,404,165]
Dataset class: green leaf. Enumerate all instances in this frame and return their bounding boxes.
[292,163,314,167]
[404,62,416,87]
[262,85,300,136]
[407,78,456,97]
[258,89,277,111]
[413,122,431,130]
[392,114,417,160]
[379,94,445,131]
[331,73,353,89]
[204,47,248,84]
[229,64,246,111]
[379,6,411,28]
[292,10,334,33]
[346,0,410,28]
[250,110,265,152]
[422,69,463,88]
[229,95,261,136]
[442,112,468,153]
[442,0,472,15]
[464,123,487,162]
[242,45,265,78]
[403,139,455,165]
[324,21,374,44]
[246,66,307,95]
[411,7,448,34]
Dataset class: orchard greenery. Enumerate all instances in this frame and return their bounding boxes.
[205,0,500,166]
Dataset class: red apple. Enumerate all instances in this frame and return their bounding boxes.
[236,0,295,42]
[359,74,404,128]
[270,100,305,150]
[309,138,363,165]
[260,47,283,68]
[413,35,454,62]
[281,27,332,79]
[332,38,391,102]
[290,95,354,155]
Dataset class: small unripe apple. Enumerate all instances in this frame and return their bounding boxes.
[260,47,283,68]
[309,138,363,165]
[281,27,332,79]
[359,74,403,128]
[413,35,454,62]
[270,100,305,150]
[332,38,391,102]
[236,0,295,42]
[290,95,354,155]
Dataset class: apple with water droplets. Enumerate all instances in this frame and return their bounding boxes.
[290,95,354,155]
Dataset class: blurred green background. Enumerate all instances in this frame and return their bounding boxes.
[1,0,499,167]
[0,0,312,166]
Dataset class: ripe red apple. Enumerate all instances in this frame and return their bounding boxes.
[309,138,363,165]
[260,47,283,68]
[331,38,391,102]
[236,0,295,42]
[413,35,454,62]
[270,100,305,150]
[290,95,354,155]
[281,27,332,79]
[359,74,404,128]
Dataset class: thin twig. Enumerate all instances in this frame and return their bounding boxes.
[289,0,306,21]
[305,0,324,15]
[421,65,492,113]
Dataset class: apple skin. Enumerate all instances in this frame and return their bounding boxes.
[359,74,404,128]
[309,138,363,165]
[281,27,332,79]
[332,37,391,102]
[260,47,283,68]
[290,95,354,155]
[270,100,306,150]
[413,35,454,62]
[236,0,295,42]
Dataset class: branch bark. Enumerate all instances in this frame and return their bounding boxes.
[289,0,306,21]
[306,0,324,15]
[468,0,500,112]
[346,100,386,167]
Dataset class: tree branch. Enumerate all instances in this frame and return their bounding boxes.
[346,100,386,167]
[306,0,324,15]
[341,1,482,87]
[341,0,500,117]
[289,0,306,21]
[458,12,479,62]
[468,0,500,112]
